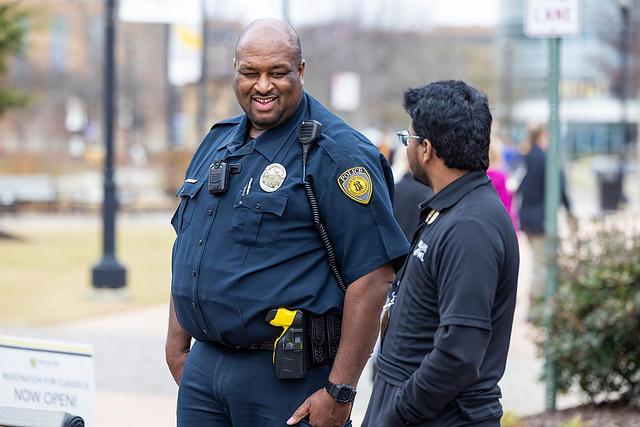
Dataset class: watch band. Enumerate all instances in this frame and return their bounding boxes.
[325,381,357,404]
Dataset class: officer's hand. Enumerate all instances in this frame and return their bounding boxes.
[166,297,192,385]
[287,388,351,427]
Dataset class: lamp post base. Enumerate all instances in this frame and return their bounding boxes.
[91,256,126,289]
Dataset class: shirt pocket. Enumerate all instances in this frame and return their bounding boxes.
[231,191,288,246]
[171,180,205,234]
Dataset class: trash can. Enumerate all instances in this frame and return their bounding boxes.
[593,157,624,212]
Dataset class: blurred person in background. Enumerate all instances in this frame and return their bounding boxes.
[363,80,519,427]
[500,140,520,175]
[487,138,517,229]
[517,124,574,319]
[165,18,409,427]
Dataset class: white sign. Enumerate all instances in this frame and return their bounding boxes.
[168,23,203,86]
[524,0,581,38]
[0,336,95,426]
[331,72,361,112]
[119,0,202,24]
[65,97,87,133]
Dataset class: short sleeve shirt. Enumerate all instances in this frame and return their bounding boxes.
[170,93,410,347]
[377,171,519,396]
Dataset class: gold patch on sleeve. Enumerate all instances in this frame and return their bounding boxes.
[337,166,373,204]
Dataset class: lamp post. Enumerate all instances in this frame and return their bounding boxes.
[91,0,127,290]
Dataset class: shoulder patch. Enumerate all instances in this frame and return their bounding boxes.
[337,166,373,205]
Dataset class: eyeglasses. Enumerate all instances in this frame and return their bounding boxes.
[397,130,424,147]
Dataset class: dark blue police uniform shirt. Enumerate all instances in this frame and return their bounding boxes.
[171,93,409,347]
[377,171,519,424]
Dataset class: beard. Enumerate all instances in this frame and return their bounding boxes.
[415,172,432,189]
[408,156,433,189]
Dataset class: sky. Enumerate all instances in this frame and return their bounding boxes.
[205,0,500,28]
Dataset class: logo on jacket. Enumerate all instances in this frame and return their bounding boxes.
[337,166,372,204]
[412,240,428,262]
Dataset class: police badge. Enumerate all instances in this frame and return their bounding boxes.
[259,163,287,192]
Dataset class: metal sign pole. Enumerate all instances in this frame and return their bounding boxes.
[544,36,561,411]
[524,0,581,413]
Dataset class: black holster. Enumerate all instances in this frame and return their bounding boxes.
[270,311,341,379]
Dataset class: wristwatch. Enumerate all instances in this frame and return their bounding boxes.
[325,381,357,404]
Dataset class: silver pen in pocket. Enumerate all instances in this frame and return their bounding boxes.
[246,177,253,195]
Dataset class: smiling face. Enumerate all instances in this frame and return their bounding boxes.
[233,22,305,137]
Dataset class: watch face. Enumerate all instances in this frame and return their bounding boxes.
[337,387,353,402]
[327,383,355,403]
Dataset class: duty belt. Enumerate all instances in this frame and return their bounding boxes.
[232,311,341,367]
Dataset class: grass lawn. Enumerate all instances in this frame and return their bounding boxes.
[0,220,175,325]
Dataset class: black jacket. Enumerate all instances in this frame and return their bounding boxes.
[393,173,433,240]
[517,145,571,234]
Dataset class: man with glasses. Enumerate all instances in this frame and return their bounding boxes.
[363,80,519,426]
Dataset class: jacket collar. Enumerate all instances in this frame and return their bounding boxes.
[216,93,309,162]
[418,170,490,214]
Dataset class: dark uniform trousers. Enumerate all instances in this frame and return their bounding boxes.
[178,341,352,427]
[362,375,500,427]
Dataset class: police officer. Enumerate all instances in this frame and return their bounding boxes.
[165,18,409,427]
[363,81,519,427]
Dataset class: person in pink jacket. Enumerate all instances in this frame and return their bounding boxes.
[487,140,517,229]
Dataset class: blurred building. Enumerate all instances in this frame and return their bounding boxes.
[0,1,245,209]
[0,1,242,173]
[300,22,497,133]
[1,6,498,166]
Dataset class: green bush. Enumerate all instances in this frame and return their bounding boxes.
[536,215,640,403]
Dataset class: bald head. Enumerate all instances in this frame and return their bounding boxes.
[232,18,306,137]
[235,18,302,65]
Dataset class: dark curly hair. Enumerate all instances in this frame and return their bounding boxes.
[403,80,492,171]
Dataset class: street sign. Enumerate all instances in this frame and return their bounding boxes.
[524,0,581,38]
